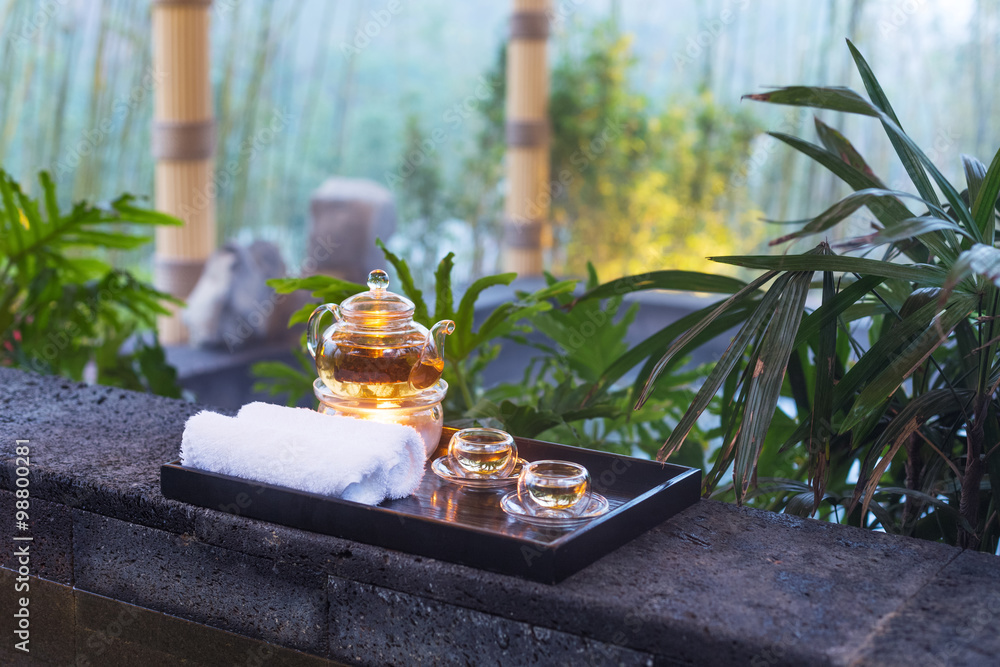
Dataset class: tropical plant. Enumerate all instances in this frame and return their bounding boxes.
[471,266,713,464]
[0,169,183,396]
[577,41,1000,553]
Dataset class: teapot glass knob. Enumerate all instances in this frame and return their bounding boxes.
[367,269,389,292]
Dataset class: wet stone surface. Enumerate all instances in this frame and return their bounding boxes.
[0,367,998,666]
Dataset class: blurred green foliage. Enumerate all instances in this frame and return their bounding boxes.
[548,21,763,277]
[0,170,183,396]
[391,19,764,288]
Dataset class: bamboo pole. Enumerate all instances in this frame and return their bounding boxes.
[151,0,216,344]
[502,0,550,275]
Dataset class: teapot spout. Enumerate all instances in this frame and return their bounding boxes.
[430,319,456,354]
[409,320,455,390]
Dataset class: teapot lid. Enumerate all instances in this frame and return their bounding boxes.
[339,270,414,322]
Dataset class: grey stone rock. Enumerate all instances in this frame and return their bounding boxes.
[75,585,337,667]
[308,177,396,283]
[184,240,299,350]
[73,510,329,655]
[0,568,341,667]
[328,576,655,667]
[844,548,1000,666]
[0,373,203,535]
[0,491,73,584]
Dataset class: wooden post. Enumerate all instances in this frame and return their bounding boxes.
[151,0,216,344]
[502,0,550,275]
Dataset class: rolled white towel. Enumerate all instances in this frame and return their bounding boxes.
[180,402,425,505]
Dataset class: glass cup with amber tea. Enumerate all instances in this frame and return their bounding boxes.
[517,460,592,518]
[448,428,518,478]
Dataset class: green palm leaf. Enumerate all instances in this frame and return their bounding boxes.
[846,39,940,210]
[653,274,787,459]
[711,254,946,285]
[941,244,1000,299]
[963,155,987,205]
[767,131,913,228]
[571,270,746,304]
[842,296,976,431]
[747,60,979,243]
[636,270,778,407]
[971,146,1000,245]
[733,269,812,500]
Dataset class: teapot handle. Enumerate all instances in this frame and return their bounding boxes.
[306,304,341,360]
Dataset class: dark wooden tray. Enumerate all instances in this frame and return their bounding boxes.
[160,427,701,583]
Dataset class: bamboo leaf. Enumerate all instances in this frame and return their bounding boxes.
[840,216,966,264]
[866,498,898,533]
[768,132,915,230]
[654,262,817,463]
[625,301,758,401]
[875,486,974,533]
[809,269,837,510]
[865,216,971,243]
[748,46,978,243]
[656,279,790,460]
[832,299,942,411]
[850,387,972,517]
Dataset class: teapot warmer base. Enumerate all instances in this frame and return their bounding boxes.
[313,378,448,458]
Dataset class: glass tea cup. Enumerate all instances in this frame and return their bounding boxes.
[517,460,592,518]
[448,428,518,478]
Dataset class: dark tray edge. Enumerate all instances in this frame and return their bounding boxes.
[160,434,702,583]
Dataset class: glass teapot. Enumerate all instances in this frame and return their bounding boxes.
[307,270,455,399]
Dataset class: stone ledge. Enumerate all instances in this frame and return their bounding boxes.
[0,367,997,666]
[0,570,340,666]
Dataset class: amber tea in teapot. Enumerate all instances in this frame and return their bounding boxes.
[308,270,454,399]
[317,342,445,399]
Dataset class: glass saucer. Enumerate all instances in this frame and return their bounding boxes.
[500,491,610,528]
[431,455,525,490]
